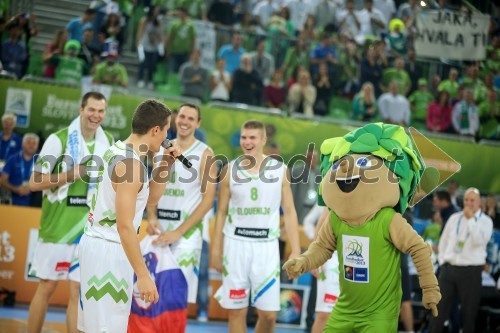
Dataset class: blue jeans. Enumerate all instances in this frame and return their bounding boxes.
[197,240,209,313]
[138,51,158,83]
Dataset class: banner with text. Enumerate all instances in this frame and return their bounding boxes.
[415,11,490,60]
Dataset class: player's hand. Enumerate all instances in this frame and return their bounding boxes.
[311,268,320,279]
[137,275,159,303]
[162,142,182,165]
[152,230,182,247]
[282,257,307,279]
[422,286,441,317]
[68,164,86,181]
[211,252,223,273]
[146,218,162,235]
[17,185,31,196]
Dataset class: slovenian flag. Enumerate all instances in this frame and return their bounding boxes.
[128,235,188,332]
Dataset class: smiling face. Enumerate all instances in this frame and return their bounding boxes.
[321,154,400,221]
[175,106,200,139]
[79,97,107,133]
[240,128,266,158]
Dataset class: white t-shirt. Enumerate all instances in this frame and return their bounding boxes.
[357,7,387,37]
[211,70,231,101]
[378,92,411,125]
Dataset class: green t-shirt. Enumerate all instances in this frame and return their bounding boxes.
[55,56,84,85]
[93,62,128,86]
[409,90,434,121]
[383,68,411,95]
[0,0,9,18]
[330,207,401,321]
[422,223,441,245]
[438,80,459,99]
[167,19,196,54]
[478,101,500,139]
[386,33,407,56]
[36,128,113,243]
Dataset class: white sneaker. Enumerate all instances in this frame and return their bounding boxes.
[147,82,155,90]
[137,80,145,88]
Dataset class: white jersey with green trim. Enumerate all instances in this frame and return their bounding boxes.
[223,157,285,242]
[157,139,211,244]
[84,141,149,243]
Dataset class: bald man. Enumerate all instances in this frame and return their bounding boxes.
[429,188,493,333]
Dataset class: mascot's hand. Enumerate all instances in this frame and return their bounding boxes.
[422,286,441,317]
[282,257,308,279]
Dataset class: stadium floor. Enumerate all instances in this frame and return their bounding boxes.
[0,305,305,333]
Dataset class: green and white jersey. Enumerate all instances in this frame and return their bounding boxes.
[330,207,401,321]
[34,127,113,244]
[157,140,211,246]
[224,157,285,242]
[85,141,149,243]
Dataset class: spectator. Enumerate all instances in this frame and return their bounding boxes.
[54,40,85,85]
[337,0,361,40]
[165,7,196,73]
[452,88,479,137]
[264,70,286,109]
[313,0,337,30]
[78,23,100,79]
[1,18,27,79]
[374,0,396,23]
[231,54,263,105]
[360,45,384,97]
[422,210,442,247]
[288,69,317,116]
[217,33,246,74]
[93,52,128,88]
[485,194,500,230]
[210,58,232,102]
[357,0,387,41]
[0,113,22,165]
[0,133,38,206]
[66,8,96,43]
[99,13,124,53]
[461,64,485,103]
[397,0,420,27]
[427,90,453,133]
[408,78,434,127]
[252,0,278,28]
[448,180,461,209]
[207,0,234,26]
[382,56,411,95]
[438,68,459,100]
[249,39,275,84]
[300,14,316,41]
[385,18,406,58]
[478,89,500,140]
[290,149,320,225]
[43,30,68,78]
[16,12,38,77]
[179,49,209,101]
[378,81,411,126]
[430,73,442,99]
[352,82,378,121]
[430,188,493,333]
[339,39,360,98]
[284,0,310,35]
[475,73,495,105]
[310,32,338,76]
[265,10,293,61]
[433,189,458,235]
[281,37,309,81]
[136,5,163,89]
[405,47,424,95]
[313,63,333,116]
[176,0,207,20]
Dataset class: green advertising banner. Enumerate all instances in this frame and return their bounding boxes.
[1,79,499,194]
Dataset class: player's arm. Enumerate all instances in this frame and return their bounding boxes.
[114,159,159,303]
[29,134,86,191]
[281,167,301,258]
[154,148,217,246]
[210,163,230,272]
[146,145,181,235]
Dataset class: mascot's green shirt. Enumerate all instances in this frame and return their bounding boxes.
[330,207,402,321]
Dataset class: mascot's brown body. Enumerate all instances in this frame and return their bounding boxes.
[284,123,441,332]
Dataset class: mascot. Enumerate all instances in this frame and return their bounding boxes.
[283,123,441,332]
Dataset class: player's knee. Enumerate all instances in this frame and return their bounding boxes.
[228,308,247,321]
[68,281,80,300]
[315,312,330,323]
[258,310,276,323]
[38,279,58,298]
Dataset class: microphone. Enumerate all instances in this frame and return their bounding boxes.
[161,139,192,168]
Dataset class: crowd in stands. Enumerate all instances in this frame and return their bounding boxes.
[0,0,499,139]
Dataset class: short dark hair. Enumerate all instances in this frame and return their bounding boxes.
[85,8,96,15]
[242,120,265,135]
[81,92,106,108]
[132,100,171,135]
[434,190,451,203]
[178,103,201,121]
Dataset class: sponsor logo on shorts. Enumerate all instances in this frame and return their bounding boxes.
[67,196,87,207]
[234,227,269,239]
[157,209,181,221]
[229,289,247,300]
[324,293,338,304]
[55,261,70,272]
